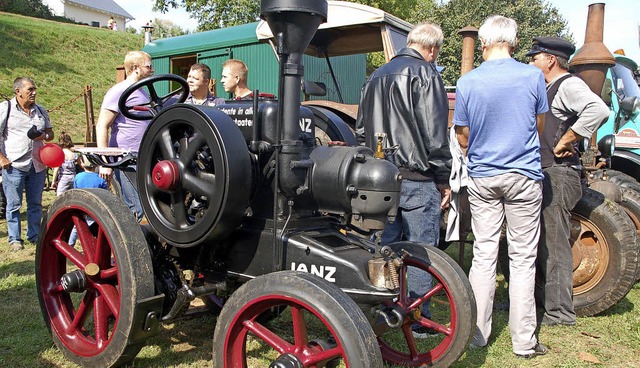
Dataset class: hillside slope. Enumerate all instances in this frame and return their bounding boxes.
[0,12,141,143]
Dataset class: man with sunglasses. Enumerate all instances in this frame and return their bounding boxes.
[527,36,609,327]
[96,51,155,222]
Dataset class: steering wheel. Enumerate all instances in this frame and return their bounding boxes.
[118,74,189,120]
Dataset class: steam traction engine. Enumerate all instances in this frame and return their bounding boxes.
[35,1,476,367]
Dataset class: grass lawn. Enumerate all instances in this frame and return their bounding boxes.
[1,188,639,367]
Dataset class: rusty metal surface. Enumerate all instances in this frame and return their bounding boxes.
[458,26,478,76]
[570,3,615,96]
[571,214,610,293]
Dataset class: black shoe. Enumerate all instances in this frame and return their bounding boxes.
[515,343,548,359]
[412,326,439,339]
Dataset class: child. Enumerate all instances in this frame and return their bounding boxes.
[74,156,107,190]
[68,156,108,246]
[51,131,80,196]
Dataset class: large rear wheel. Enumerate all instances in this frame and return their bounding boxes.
[212,271,383,367]
[36,189,157,367]
[376,242,476,367]
[571,188,640,316]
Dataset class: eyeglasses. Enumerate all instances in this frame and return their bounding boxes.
[139,64,154,69]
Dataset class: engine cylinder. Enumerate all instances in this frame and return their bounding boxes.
[310,146,401,227]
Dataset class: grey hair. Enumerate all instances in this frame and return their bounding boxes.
[13,77,35,91]
[555,55,570,70]
[408,22,444,49]
[478,15,518,48]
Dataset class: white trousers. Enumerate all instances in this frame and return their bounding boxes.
[467,173,542,355]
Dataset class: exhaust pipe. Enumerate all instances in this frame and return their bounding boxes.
[569,3,615,95]
[458,26,478,76]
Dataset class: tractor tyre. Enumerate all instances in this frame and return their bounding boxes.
[592,168,640,192]
[619,188,640,280]
[571,188,640,316]
[212,271,383,368]
[377,242,476,367]
[36,189,157,367]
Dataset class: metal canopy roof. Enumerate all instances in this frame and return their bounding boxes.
[255,0,413,57]
[143,22,260,58]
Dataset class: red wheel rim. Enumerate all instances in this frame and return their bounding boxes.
[377,255,459,365]
[223,295,349,367]
[38,206,121,357]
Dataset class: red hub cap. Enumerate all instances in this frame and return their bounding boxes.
[152,160,180,191]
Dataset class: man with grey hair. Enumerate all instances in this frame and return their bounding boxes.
[453,15,548,358]
[356,22,451,339]
[0,77,54,250]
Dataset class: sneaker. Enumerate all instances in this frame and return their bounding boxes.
[412,326,439,339]
[515,343,548,359]
[10,241,24,251]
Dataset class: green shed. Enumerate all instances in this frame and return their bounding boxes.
[142,21,366,104]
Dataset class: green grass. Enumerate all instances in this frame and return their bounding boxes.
[1,12,639,368]
[0,11,141,144]
[1,189,639,367]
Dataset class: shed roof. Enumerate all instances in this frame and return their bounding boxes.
[143,22,259,58]
[67,0,133,19]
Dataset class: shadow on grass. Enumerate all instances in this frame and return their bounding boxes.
[599,297,635,316]
[132,311,218,366]
[0,260,35,278]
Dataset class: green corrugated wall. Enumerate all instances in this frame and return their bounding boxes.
[144,24,366,104]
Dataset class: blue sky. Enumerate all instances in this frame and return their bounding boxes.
[116,0,640,63]
[548,0,640,62]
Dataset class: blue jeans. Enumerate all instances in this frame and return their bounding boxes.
[115,167,143,222]
[68,216,95,246]
[2,165,46,244]
[537,166,582,325]
[381,179,441,317]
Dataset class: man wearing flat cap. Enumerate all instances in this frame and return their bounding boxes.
[528,36,609,326]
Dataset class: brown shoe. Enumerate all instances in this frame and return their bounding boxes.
[10,241,24,251]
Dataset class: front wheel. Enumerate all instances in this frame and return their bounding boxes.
[376,242,477,367]
[212,271,383,367]
[36,189,157,367]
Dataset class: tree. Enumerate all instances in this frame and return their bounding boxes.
[153,0,570,85]
[153,0,432,31]
[153,0,259,30]
[425,0,570,85]
[153,18,189,38]
[0,0,74,23]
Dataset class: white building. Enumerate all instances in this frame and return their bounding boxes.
[42,0,134,32]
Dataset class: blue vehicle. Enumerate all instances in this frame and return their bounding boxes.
[595,53,640,186]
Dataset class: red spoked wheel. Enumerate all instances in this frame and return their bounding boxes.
[36,189,156,368]
[376,242,476,367]
[212,271,383,367]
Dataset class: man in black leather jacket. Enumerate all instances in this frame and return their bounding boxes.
[355,22,451,338]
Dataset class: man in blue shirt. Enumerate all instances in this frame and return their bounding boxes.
[454,15,548,359]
